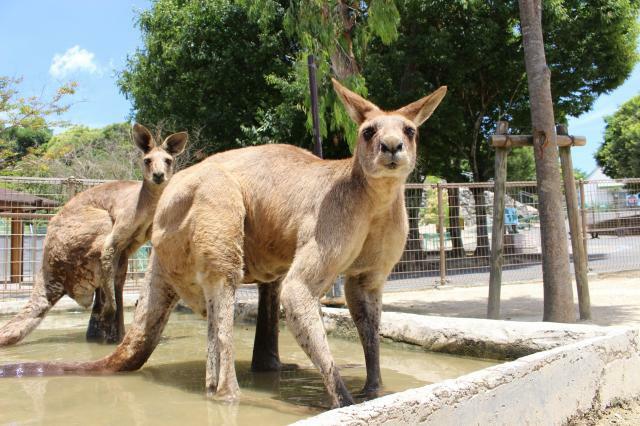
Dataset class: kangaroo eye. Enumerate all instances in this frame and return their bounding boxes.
[144,158,151,166]
[403,126,416,139]
[362,126,376,141]
[165,158,172,166]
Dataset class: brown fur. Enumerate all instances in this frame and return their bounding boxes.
[0,80,446,409]
[0,124,187,346]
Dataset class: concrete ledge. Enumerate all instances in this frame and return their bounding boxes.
[297,309,640,425]
[0,294,140,315]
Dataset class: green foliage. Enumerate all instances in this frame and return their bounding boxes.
[573,168,588,180]
[118,0,299,159]
[10,123,143,180]
[0,76,77,130]
[420,176,448,226]
[363,0,639,181]
[0,76,77,169]
[241,0,401,152]
[119,0,639,175]
[0,126,53,168]
[596,95,640,178]
[507,148,536,181]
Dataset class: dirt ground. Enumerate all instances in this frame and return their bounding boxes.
[382,270,640,425]
[382,270,640,326]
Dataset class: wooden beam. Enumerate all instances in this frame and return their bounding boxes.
[437,183,446,287]
[490,134,586,148]
[557,124,591,320]
[1,212,53,220]
[10,215,23,284]
[488,121,509,319]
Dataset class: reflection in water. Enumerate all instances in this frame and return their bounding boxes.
[0,310,496,425]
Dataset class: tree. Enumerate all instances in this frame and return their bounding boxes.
[0,76,76,170]
[118,0,306,159]
[11,123,143,180]
[596,95,640,178]
[241,0,402,152]
[519,0,573,323]
[0,127,52,169]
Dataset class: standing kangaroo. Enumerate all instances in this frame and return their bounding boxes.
[0,124,187,346]
[0,80,445,409]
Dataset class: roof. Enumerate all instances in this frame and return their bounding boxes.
[0,188,59,210]
[586,167,612,181]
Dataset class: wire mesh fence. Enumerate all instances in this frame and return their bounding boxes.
[1,175,639,302]
[386,178,640,292]
[0,176,150,302]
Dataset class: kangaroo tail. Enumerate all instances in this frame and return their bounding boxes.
[0,264,179,378]
[0,275,61,346]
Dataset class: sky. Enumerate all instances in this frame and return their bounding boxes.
[0,0,151,128]
[1,0,638,175]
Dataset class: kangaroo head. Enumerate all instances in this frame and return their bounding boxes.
[332,78,446,180]
[132,123,188,186]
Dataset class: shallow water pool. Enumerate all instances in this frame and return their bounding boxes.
[0,310,496,425]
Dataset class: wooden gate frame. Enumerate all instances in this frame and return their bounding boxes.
[487,121,591,320]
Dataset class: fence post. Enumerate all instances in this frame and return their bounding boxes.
[578,179,589,269]
[437,183,446,287]
[488,120,509,319]
[9,212,23,284]
[557,124,591,320]
[64,176,81,200]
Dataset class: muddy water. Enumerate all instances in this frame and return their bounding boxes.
[0,310,496,425]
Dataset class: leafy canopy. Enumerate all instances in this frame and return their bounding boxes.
[118,0,296,158]
[596,95,640,178]
[10,123,144,180]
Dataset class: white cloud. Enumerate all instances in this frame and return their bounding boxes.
[49,45,99,78]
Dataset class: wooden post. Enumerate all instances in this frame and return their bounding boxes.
[519,0,575,322]
[578,179,589,268]
[557,124,590,320]
[437,183,446,287]
[9,212,23,284]
[488,121,509,319]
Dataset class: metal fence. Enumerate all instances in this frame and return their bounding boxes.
[0,176,150,302]
[1,176,639,302]
[387,178,640,291]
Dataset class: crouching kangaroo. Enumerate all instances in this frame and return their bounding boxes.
[0,124,187,346]
[0,80,445,409]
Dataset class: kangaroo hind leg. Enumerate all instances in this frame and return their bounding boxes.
[203,274,239,401]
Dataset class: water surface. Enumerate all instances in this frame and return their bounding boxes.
[0,310,496,425]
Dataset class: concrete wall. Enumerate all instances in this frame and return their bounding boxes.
[297,309,640,425]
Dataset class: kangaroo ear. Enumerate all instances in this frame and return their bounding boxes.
[132,124,155,154]
[332,78,381,124]
[396,86,447,126]
[162,132,188,156]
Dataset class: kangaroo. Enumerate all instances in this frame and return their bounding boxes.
[0,124,187,346]
[0,80,445,409]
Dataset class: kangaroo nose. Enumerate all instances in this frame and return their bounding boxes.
[380,140,403,155]
[152,172,165,183]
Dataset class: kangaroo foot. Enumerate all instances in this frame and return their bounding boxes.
[251,355,298,372]
[86,311,122,344]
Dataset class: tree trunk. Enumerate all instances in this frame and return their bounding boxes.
[330,0,359,80]
[471,187,490,259]
[447,187,466,258]
[518,0,574,322]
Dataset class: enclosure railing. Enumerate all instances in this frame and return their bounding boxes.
[0,176,150,301]
[1,176,639,301]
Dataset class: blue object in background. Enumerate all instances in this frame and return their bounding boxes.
[504,207,519,226]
